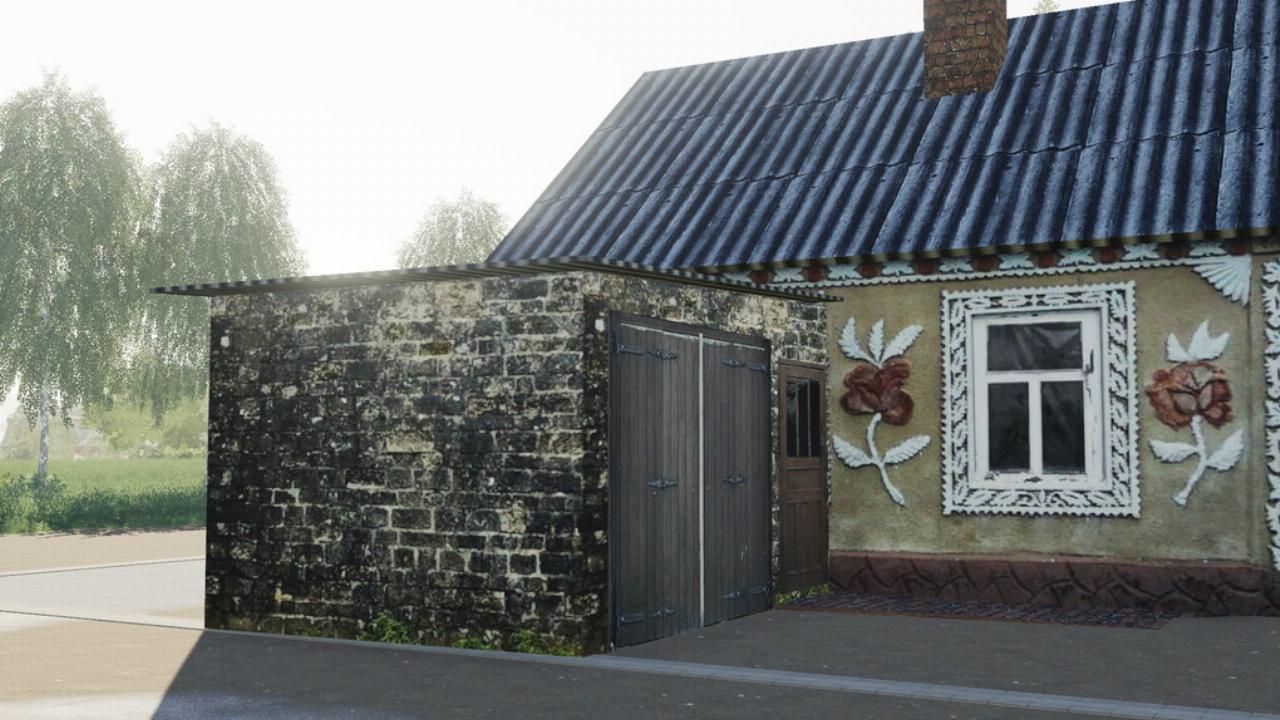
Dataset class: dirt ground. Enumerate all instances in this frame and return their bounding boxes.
[0,529,204,574]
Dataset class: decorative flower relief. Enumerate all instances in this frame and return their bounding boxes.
[1145,321,1244,507]
[1146,361,1232,430]
[833,318,931,506]
[841,358,914,426]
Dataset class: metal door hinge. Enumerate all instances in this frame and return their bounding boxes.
[618,612,647,625]
[747,583,771,596]
[647,478,678,490]
[616,341,646,357]
[650,348,677,360]
[723,474,746,486]
[722,590,744,600]
[649,607,677,620]
[747,363,769,374]
[722,357,746,368]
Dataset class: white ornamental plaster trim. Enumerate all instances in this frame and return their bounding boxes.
[1262,261,1280,570]
[832,318,932,506]
[940,282,1140,518]
[760,240,1250,306]
[1148,322,1245,507]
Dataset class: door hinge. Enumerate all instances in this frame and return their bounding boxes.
[747,363,769,374]
[649,348,677,360]
[722,589,744,600]
[722,357,746,368]
[747,583,771,596]
[619,607,677,625]
[723,474,746,486]
[647,478,679,490]
[616,341,646,357]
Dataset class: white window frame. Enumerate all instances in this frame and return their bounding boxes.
[972,310,1104,490]
[941,282,1139,518]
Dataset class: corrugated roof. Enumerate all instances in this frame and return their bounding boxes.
[489,0,1280,271]
[151,257,840,302]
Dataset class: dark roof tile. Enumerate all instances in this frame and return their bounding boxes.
[491,0,1279,269]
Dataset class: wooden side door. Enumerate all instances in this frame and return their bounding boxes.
[777,361,828,593]
[609,321,701,647]
[701,338,772,626]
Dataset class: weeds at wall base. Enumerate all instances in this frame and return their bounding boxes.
[298,613,584,656]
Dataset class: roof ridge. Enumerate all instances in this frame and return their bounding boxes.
[594,43,1256,135]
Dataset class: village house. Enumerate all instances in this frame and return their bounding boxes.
[163,0,1280,651]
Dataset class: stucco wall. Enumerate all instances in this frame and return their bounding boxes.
[826,263,1270,565]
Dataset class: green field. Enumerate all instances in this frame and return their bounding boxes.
[0,458,206,533]
[0,458,205,491]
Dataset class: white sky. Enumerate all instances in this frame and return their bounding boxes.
[0,0,1121,428]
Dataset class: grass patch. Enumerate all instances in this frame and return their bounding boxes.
[357,612,415,644]
[0,459,204,493]
[450,636,498,651]
[0,459,206,533]
[506,628,580,656]
[775,582,832,605]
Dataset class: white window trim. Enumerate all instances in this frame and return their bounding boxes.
[941,282,1140,518]
[972,310,1104,490]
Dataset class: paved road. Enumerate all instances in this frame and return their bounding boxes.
[617,607,1280,714]
[1,532,1278,719]
[0,529,204,574]
[2,625,1098,720]
[0,558,203,629]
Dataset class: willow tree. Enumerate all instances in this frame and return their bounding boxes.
[128,124,305,418]
[0,75,141,483]
[396,189,508,268]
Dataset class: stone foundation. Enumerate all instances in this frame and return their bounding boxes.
[829,550,1280,616]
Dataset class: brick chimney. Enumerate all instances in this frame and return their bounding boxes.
[923,0,1008,99]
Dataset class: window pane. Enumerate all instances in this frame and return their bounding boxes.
[785,380,799,457]
[1041,381,1086,473]
[987,322,1083,371]
[806,379,822,458]
[988,384,1030,472]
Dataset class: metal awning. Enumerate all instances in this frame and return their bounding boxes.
[152,256,841,302]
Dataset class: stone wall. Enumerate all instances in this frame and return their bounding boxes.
[205,271,828,653]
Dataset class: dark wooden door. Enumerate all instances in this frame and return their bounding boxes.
[702,340,772,626]
[609,322,701,647]
[609,315,772,647]
[777,362,828,593]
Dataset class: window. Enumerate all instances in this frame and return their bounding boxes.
[941,283,1139,517]
[973,311,1101,486]
[785,377,822,458]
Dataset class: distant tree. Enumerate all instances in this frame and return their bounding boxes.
[1033,0,1062,13]
[83,396,207,457]
[395,190,508,268]
[0,74,142,483]
[128,124,305,419]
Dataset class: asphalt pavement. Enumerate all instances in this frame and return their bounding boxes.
[1,531,1277,720]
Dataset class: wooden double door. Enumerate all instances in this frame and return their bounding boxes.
[609,315,772,647]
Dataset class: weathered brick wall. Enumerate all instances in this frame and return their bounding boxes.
[205,271,827,653]
[923,0,1008,98]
